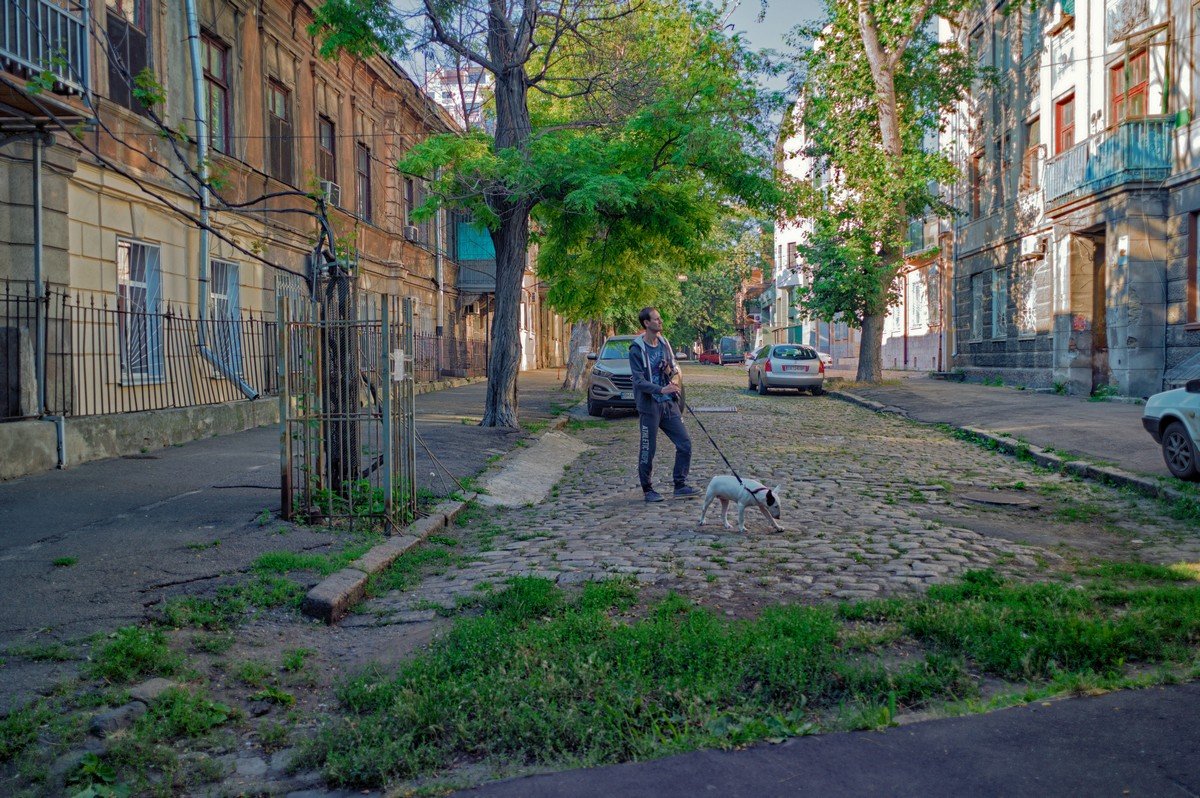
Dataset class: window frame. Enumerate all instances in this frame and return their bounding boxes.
[1055,92,1076,155]
[970,272,985,342]
[105,0,152,115]
[992,267,1009,340]
[116,238,164,384]
[266,80,293,184]
[208,259,242,376]
[317,115,337,186]
[1108,50,1149,126]
[201,32,230,154]
[1021,116,1041,192]
[355,142,372,222]
[969,149,985,218]
[1189,212,1200,328]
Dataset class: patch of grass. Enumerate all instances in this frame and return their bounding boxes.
[186,539,221,551]
[0,702,55,761]
[1054,501,1108,524]
[282,647,314,673]
[52,556,77,568]
[255,508,272,526]
[194,632,235,655]
[251,686,296,706]
[162,575,307,631]
[233,660,272,688]
[135,687,236,742]
[258,718,293,753]
[565,418,608,431]
[369,545,461,596]
[1089,383,1120,402]
[252,543,376,577]
[9,641,76,662]
[87,626,180,684]
[522,420,550,435]
[302,567,1200,788]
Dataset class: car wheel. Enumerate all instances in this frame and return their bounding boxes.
[810,385,825,396]
[1161,421,1200,481]
[757,376,769,396]
[587,397,604,417]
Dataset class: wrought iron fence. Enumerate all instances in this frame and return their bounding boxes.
[0,0,90,96]
[1043,117,1173,204]
[2,279,492,423]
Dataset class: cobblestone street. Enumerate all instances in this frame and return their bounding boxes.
[357,370,1200,624]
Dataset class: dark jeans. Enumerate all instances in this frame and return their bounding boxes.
[638,399,692,491]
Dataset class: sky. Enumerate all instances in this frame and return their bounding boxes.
[722,0,825,96]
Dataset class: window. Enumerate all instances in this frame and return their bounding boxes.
[1190,213,1200,325]
[1109,50,1148,125]
[318,116,336,185]
[971,273,984,340]
[1021,5,1043,60]
[969,149,985,218]
[996,133,1012,207]
[993,11,1013,74]
[355,142,372,221]
[267,81,293,183]
[116,240,163,382]
[1055,93,1075,155]
[209,260,242,375]
[201,34,229,153]
[992,267,1008,339]
[786,242,797,268]
[1021,117,1041,192]
[105,0,151,115]
[908,271,929,330]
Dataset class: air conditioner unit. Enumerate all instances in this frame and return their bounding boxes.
[319,180,341,207]
[404,225,421,242]
[1019,235,1048,260]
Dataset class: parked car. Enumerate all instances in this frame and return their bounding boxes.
[818,351,833,367]
[1141,379,1200,481]
[675,349,691,360]
[747,344,825,395]
[698,351,722,365]
[586,336,687,416]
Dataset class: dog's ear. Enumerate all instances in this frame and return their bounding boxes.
[770,485,783,503]
[765,489,776,506]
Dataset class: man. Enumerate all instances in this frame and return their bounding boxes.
[629,307,699,503]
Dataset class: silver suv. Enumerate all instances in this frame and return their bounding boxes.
[586,335,637,416]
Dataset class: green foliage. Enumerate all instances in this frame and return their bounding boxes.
[67,753,131,798]
[0,702,55,761]
[86,627,180,684]
[134,688,235,742]
[131,67,165,109]
[787,0,976,335]
[53,556,78,567]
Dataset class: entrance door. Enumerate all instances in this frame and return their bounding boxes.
[1091,236,1110,391]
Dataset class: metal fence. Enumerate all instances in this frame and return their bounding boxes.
[2,279,491,423]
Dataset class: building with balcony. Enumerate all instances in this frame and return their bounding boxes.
[949,0,1200,396]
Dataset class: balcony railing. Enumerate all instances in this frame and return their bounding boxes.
[0,0,90,96]
[1043,116,1173,205]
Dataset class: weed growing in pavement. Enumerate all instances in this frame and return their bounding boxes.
[8,641,76,662]
[193,632,235,655]
[255,508,272,526]
[185,539,221,551]
[87,626,181,684]
[233,660,272,688]
[52,556,77,568]
[282,647,314,673]
[1089,383,1120,402]
[251,686,296,706]
[981,376,1004,387]
[565,418,608,431]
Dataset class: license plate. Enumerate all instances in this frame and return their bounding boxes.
[783,365,807,372]
[618,392,628,400]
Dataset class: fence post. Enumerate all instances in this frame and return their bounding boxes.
[278,296,292,521]
[381,298,394,527]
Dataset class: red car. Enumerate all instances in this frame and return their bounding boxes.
[698,351,722,365]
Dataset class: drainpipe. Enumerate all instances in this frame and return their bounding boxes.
[186,0,257,398]
[435,206,445,378]
[32,131,45,416]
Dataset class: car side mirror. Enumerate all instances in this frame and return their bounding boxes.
[1187,378,1200,394]
[586,352,597,361]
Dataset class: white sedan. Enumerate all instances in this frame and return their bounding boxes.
[1142,379,1200,481]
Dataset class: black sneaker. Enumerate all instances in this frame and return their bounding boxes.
[673,485,700,498]
[644,490,665,503]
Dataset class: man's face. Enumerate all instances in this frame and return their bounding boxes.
[643,311,663,332]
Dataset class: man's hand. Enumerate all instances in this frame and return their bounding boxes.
[661,383,680,395]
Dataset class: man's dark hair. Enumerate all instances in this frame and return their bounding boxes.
[639,307,657,329]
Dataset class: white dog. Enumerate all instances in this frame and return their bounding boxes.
[698,475,783,533]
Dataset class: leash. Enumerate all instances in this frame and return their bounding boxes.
[680,397,771,513]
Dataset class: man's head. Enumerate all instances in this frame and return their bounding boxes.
[639,307,663,332]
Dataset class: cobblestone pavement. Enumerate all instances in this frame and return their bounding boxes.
[356,370,1200,624]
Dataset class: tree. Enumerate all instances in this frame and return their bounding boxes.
[669,218,767,351]
[787,0,974,382]
[311,0,779,424]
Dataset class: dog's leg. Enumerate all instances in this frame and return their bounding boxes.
[737,503,748,533]
[699,493,714,525]
[719,498,731,529]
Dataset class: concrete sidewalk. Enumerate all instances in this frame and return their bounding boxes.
[459,682,1200,798]
[831,371,1169,479]
[0,370,577,706]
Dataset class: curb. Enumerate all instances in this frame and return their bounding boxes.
[300,495,477,624]
[828,389,1190,507]
[299,398,580,625]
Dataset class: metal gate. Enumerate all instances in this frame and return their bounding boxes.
[277,276,417,529]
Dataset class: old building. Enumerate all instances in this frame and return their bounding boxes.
[949,0,1200,396]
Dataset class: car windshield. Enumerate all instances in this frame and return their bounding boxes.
[600,339,633,359]
[772,346,817,360]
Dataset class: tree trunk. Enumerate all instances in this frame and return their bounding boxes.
[482,201,531,427]
[562,319,596,390]
[856,311,885,383]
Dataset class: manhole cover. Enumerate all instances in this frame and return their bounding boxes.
[692,407,738,413]
[960,491,1037,507]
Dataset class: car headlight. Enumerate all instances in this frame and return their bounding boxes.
[593,366,613,378]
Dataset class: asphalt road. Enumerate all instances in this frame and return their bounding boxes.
[461,682,1200,797]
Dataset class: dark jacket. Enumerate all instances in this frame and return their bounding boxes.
[629,334,679,414]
